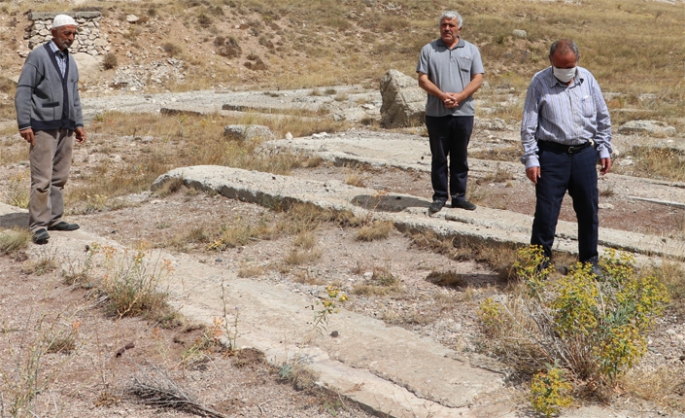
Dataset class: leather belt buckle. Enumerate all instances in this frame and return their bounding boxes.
[567,142,589,154]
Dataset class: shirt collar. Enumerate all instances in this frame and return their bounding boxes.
[49,40,67,56]
[437,37,465,49]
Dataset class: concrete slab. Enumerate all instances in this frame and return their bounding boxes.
[261,133,685,204]
[0,198,656,418]
[0,202,512,418]
[151,165,685,261]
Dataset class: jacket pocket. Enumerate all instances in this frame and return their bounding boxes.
[42,102,60,108]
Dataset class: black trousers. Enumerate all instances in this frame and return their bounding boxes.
[531,141,599,263]
[425,115,474,203]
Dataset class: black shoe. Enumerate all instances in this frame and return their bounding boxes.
[48,221,80,231]
[429,199,446,213]
[32,228,50,244]
[451,199,476,211]
[590,263,604,279]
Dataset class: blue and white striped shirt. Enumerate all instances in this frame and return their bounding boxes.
[520,66,612,169]
[48,41,67,78]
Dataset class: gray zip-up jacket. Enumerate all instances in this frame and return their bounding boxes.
[15,42,83,131]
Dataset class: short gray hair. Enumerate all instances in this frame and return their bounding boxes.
[439,11,463,28]
[549,39,579,61]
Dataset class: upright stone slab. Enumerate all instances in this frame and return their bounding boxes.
[380,69,426,129]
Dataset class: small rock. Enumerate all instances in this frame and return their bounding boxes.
[598,203,614,210]
[224,124,274,142]
[126,14,139,23]
[512,29,527,38]
[618,120,676,137]
[618,159,633,166]
[285,132,293,140]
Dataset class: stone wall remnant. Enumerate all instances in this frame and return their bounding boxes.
[24,12,109,57]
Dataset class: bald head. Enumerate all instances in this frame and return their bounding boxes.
[549,39,579,61]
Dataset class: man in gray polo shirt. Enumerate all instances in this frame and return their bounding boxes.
[417,10,484,213]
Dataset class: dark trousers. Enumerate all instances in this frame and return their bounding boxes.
[531,141,599,263]
[425,115,474,202]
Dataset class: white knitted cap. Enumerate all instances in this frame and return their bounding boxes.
[51,14,78,29]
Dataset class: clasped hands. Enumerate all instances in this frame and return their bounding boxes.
[443,92,464,109]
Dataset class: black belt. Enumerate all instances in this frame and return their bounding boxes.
[539,140,592,154]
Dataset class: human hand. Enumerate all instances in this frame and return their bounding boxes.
[75,127,86,143]
[526,166,541,184]
[600,158,611,175]
[443,92,459,108]
[19,128,35,146]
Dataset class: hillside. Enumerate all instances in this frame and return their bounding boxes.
[0,0,683,128]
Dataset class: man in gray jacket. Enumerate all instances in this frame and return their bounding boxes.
[15,14,86,244]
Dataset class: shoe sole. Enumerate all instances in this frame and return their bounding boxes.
[451,205,476,211]
[47,226,80,231]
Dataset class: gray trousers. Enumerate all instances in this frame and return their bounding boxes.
[29,129,73,232]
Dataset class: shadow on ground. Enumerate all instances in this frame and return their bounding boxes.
[0,212,28,228]
[351,194,429,212]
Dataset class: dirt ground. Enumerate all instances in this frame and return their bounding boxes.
[0,222,381,417]
[2,126,685,416]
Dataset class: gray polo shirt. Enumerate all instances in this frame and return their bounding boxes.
[416,38,484,117]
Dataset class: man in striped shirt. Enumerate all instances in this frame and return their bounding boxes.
[520,39,612,275]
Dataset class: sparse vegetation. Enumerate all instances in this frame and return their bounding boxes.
[102,52,118,70]
[355,219,392,242]
[614,147,685,182]
[5,171,30,209]
[409,231,517,281]
[162,42,182,57]
[478,246,670,413]
[0,228,31,255]
[471,146,521,162]
[94,242,175,320]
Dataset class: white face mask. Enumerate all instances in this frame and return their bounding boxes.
[553,66,576,83]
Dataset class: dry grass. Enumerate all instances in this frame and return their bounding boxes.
[479,166,516,184]
[4,0,681,119]
[620,364,685,412]
[0,228,31,255]
[67,111,345,207]
[352,265,403,296]
[408,231,517,282]
[425,270,467,288]
[471,146,521,163]
[345,173,365,187]
[613,147,685,182]
[643,261,685,310]
[237,264,264,278]
[283,244,322,266]
[22,255,58,276]
[355,220,392,242]
[4,170,30,209]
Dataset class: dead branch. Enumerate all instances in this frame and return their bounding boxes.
[130,366,228,418]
